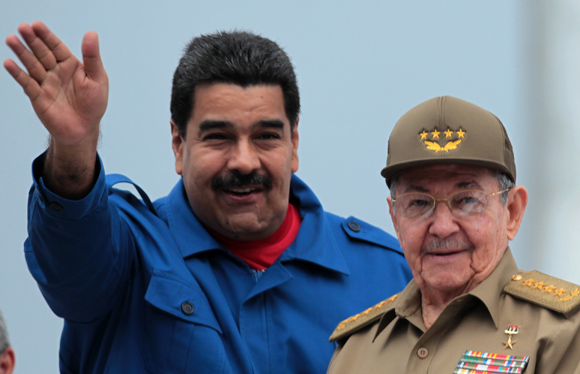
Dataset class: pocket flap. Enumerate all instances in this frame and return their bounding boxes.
[145,271,222,334]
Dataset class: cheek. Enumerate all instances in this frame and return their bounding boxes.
[397,222,425,267]
[265,153,294,183]
[468,214,503,270]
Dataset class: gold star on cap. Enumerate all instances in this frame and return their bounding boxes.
[444,129,453,138]
[431,129,440,139]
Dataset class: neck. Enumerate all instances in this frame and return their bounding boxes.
[420,283,473,329]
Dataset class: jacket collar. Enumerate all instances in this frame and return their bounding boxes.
[468,247,518,328]
[165,174,349,275]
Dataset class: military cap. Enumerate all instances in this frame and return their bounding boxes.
[381,96,516,187]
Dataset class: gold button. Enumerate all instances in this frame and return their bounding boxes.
[417,347,429,359]
[512,274,522,281]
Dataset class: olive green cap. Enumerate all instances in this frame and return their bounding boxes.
[381,96,516,186]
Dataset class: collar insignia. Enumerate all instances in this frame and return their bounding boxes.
[419,127,466,153]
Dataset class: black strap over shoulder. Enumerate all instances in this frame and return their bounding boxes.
[106,174,157,215]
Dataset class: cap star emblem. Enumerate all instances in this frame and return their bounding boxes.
[431,129,440,139]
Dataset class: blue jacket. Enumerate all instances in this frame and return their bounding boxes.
[26,156,412,373]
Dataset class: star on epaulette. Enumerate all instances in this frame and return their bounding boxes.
[504,270,580,317]
[329,294,398,342]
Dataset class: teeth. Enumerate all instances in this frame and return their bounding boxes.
[229,188,256,193]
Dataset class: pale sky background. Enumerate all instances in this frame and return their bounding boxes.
[1,1,579,372]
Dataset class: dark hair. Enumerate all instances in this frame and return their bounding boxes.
[170,30,300,136]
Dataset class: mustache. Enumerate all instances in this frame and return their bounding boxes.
[422,236,474,253]
[212,172,273,191]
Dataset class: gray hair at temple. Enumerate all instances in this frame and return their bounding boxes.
[0,310,10,354]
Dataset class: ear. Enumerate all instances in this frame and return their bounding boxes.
[506,185,528,241]
[0,346,15,374]
[171,120,185,176]
[290,116,300,173]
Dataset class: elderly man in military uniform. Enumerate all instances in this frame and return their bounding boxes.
[0,309,15,374]
[327,96,580,374]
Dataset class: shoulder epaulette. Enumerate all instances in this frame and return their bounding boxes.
[329,294,398,342]
[504,270,580,317]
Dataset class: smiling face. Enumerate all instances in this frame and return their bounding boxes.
[172,83,299,241]
[388,164,520,299]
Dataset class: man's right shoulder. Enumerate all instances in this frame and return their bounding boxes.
[329,294,399,343]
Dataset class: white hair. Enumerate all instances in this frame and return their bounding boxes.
[0,309,10,354]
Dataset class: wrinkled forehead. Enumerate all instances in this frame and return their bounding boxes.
[394,164,498,194]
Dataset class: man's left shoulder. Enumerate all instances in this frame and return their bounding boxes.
[504,270,580,317]
[325,213,402,254]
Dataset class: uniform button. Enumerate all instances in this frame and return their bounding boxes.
[417,347,429,359]
[348,221,360,232]
[49,202,63,212]
[512,274,522,281]
[181,301,194,315]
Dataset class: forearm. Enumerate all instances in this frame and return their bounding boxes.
[42,134,99,199]
[27,154,134,322]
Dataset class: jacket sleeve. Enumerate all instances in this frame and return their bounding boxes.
[25,153,135,323]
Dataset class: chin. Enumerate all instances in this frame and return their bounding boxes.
[224,221,269,239]
[425,275,470,293]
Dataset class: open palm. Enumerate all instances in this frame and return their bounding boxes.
[4,21,108,147]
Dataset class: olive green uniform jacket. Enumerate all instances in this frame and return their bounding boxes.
[327,249,580,374]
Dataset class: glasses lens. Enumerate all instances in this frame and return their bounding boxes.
[449,190,487,216]
[396,193,434,218]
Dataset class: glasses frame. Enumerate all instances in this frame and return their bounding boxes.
[391,188,511,219]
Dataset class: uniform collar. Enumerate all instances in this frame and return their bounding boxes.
[165,174,349,275]
[468,247,518,328]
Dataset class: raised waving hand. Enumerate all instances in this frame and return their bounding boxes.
[4,21,109,197]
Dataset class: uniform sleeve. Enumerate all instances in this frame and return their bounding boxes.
[25,153,135,323]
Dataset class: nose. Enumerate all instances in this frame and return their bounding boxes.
[428,200,460,238]
[227,139,260,174]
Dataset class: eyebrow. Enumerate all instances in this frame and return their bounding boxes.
[197,119,285,137]
[257,119,285,130]
[198,120,232,136]
[456,181,482,189]
[402,185,430,194]
[401,180,482,194]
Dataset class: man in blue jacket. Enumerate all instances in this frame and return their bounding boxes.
[4,21,411,373]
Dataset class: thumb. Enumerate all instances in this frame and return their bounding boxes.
[81,31,106,82]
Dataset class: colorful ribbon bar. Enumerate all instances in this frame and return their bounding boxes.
[455,350,530,374]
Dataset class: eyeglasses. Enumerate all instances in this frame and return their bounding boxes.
[391,189,511,219]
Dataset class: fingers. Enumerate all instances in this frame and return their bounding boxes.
[5,22,73,82]
[5,30,48,82]
[20,22,58,71]
[81,31,107,83]
[3,56,42,100]
[31,21,72,64]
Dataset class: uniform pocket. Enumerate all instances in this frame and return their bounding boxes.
[144,271,226,373]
